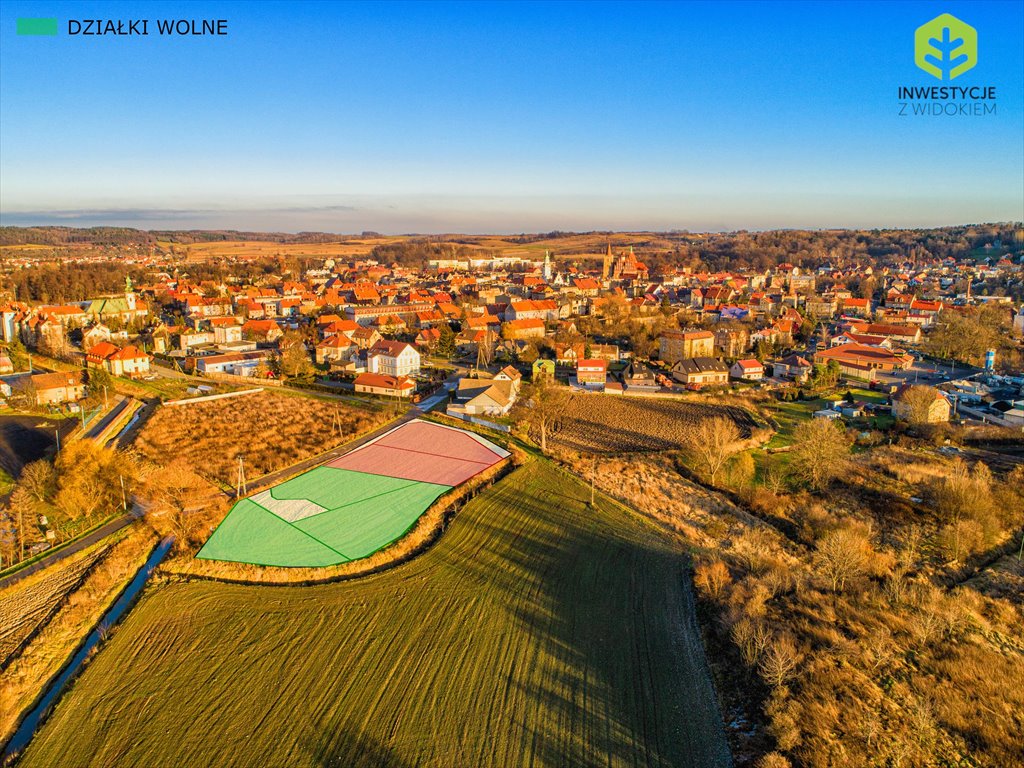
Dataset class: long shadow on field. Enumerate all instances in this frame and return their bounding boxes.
[304,728,415,768]
[442,463,733,768]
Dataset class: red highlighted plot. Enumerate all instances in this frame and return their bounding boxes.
[373,420,506,464]
[327,419,508,484]
[328,445,489,485]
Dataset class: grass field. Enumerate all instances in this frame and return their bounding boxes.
[20,460,730,768]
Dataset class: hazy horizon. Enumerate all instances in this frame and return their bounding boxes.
[2,1,1022,232]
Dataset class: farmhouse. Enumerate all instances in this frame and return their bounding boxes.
[353,372,416,398]
[366,340,421,377]
[730,359,764,381]
[85,341,151,378]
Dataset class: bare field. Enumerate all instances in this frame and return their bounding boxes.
[172,232,669,263]
[179,238,401,259]
[132,391,389,485]
[552,394,762,454]
[0,543,111,668]
[19,460,731,768]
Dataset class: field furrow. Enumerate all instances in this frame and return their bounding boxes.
[19,460,731,768]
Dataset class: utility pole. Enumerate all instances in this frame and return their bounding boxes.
[235,455,247,498]
[54,427,60,454]
[120,475,127,512]
[103,385,108,409]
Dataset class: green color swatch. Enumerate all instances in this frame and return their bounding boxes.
[17,18,58,36]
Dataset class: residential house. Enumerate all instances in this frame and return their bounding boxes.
[622,362,659,391]
[353,372,416,398]
[86,342,151,378]
[493,365,523,396]
[241,319,283,344]
[316,334,357,365]
[82,323,112,350]
[575,359,607,390]
[195,350,272,377]
[451,377,516,416]
[415,327,441,349]
[30,370,87,405]
[671,357,729,387]
[532,359,556,380]
[714,327,750,358]
[774,354,812,383]
[892,386,951,424]
[503,319,545,340]
[730,359,765,381]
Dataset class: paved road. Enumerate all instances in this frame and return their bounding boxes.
[0,508,140,590]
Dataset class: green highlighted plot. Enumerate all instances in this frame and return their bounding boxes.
[270,467,424,512]
[294,481,448,560]
[198,468,452,567]
[197,499,346,568]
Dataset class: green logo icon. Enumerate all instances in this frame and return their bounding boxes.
[915,13,977,80]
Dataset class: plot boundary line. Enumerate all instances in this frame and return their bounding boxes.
[267,474,451,525]
[354,442,499,466]
[247,497,351,562]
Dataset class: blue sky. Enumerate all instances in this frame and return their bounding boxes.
[1,0,1022,232]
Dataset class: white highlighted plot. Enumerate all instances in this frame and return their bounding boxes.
[251,490,326,523]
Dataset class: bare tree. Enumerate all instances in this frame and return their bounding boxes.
[694,560,732,600]
[7,486,36,562]
[683,416,742,485]
[896,384,944,426]
[514,379,569,453]
[144,460,214,548]
[759,632,802,687]
[814,525,872,592]
[732,618,772,667]
[19,460,56,503]
[790,418,849,490]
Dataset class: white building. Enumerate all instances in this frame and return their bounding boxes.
[366,340,421,377]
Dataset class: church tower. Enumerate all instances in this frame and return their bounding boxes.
[542,250,553,282]
[602,243,613,280]
[124,275,137,311]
